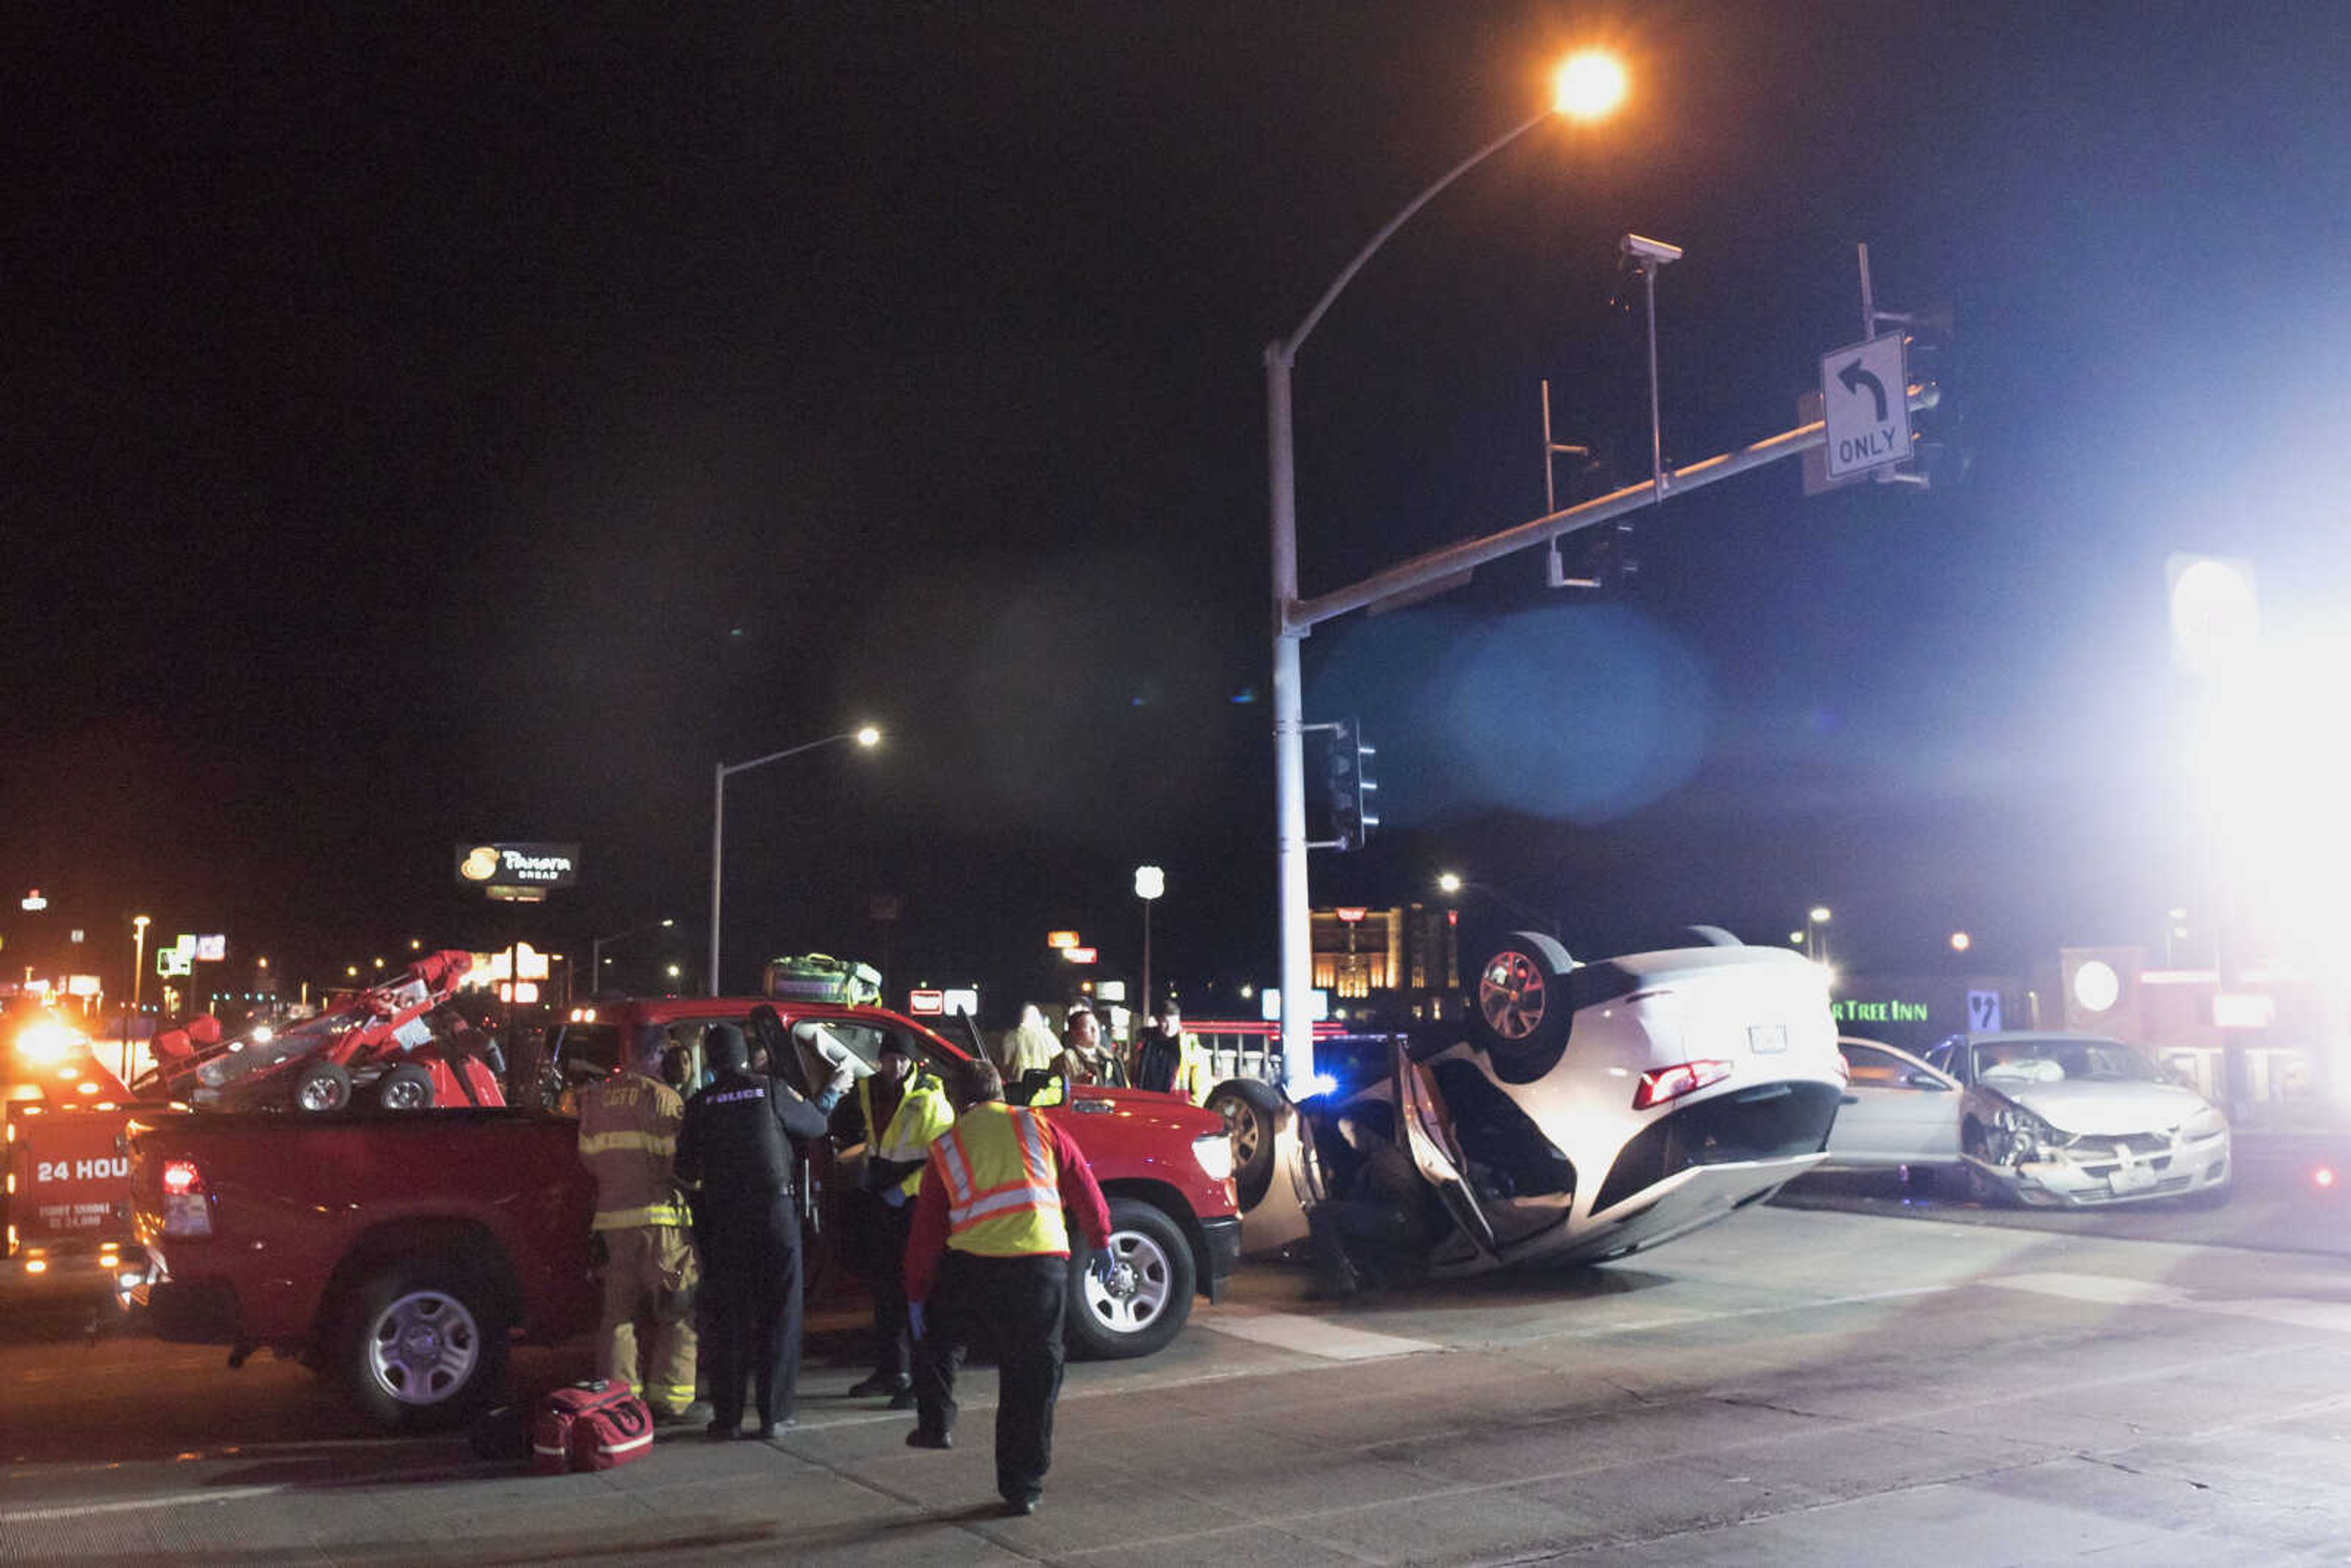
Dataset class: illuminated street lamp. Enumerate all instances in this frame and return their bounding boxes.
[1436,871,1558,937]
[1805,906,1832,962]
[1949,931,1972,954]
[591,917,675,993]
[126,914,151,1082]
[1135,866,1166,1011]
[1266,52,1627,1093]
[710,725,883,994]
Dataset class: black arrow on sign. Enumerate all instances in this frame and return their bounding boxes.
[1837,359,1889,421]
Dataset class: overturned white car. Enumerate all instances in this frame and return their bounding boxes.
[1922,1032,2232,1208]
[1218,929,1845,1276]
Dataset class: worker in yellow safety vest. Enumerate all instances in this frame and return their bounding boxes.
[843,1039,956,1405]
[901,1056,1112,1517]
[577,1026,703,1424]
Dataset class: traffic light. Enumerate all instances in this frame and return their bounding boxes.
[1327,720,1379,852]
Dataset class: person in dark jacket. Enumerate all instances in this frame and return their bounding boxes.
[673,1019,852,1441]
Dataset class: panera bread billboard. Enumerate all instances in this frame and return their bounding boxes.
[456,842,581,902]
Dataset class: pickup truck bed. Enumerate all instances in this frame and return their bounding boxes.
[129,1108,598,1428]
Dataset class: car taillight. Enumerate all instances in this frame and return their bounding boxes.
[161,1158,213,1237]
[1632,1060,1733,1111]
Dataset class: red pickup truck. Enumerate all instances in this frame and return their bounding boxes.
[127,995,1240,1428]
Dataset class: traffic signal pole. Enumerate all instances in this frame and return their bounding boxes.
[1270,386,1935,1093]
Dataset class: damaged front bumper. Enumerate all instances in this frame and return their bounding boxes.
[1971,1130,2230,1206]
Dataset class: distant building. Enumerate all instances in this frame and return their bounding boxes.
[1310,902,1458,1018]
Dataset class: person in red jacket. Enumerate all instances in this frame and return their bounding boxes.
[901,1056,1112,1517]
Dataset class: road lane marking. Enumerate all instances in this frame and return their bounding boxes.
[1987,1270,2351,1335]
[1198,1311,1440,1360]
[0,1484,288,1525]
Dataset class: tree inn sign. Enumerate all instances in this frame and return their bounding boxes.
[1832,997,1931,1026]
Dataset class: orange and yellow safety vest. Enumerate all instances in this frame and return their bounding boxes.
[932,1103,1068,1257]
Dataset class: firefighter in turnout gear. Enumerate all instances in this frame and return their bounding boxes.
[845,1038,956,1404]
[576,1025,703,1424]
[902,1056,1112,1517]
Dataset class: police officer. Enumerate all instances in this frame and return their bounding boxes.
[673,1020,852,1440]
[902,1056,1112,1517]
[845,1039,956,1405]
[576,1025,702,1424]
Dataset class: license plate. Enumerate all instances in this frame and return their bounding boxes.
[2111,1162,2156,1194]
[1747,1024,1787,1054]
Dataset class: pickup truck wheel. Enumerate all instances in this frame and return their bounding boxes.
[293,1060,353,1114]
[1207,1079,1285,1209]
[1066,1198,1192,1361]
[340,1258,509,1430]
[375,1063,436,1112]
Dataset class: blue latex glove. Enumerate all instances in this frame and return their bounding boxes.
[1087,1248,1117,1286]
[907,1301,926,1341]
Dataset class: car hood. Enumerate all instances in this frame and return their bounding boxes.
[1984,1078,2215,1136]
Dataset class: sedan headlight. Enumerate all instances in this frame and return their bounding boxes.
[1191,1131,1235,1184]
[2183,1107,2229,1141]
[1989,1102,2063,1164]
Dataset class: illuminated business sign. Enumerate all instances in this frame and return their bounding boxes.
[20,889,47,912]
[456,842,581,901]
[195,934,227,962]
[1335,907,1368,924]
[1046,931,1079,950]
[1829,997,1932,1026]
[1062,947,1098,965]
[908,988,945,1015]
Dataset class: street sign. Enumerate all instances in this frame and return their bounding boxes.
[1820,333,1911,480]
[1965,989,2003,1032]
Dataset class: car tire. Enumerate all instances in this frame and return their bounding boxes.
[376,1063,436,1112]
[1066,1198,1193,1361]
[338,1255,509,1430]
[1469,930,1577,1058]
[1207,1079,1286,1210]
[293,1060,353,1114]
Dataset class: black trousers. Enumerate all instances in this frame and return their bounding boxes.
[700,1196,804,1427]
[851,1190,915,1381]
[913,1251,1067,1503]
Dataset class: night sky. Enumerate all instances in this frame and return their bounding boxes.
[7,4,2348,1014]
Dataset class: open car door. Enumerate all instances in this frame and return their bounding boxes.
[1392,1039,1498,1255]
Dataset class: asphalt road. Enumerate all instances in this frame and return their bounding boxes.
[9,1199,2351,1565]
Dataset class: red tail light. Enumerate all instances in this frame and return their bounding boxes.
[1633,1060,1733,1111]
[160,1158,213,1237]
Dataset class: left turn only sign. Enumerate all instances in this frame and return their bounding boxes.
[1820,332,1911,480]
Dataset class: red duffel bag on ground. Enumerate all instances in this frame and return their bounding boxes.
[531,1380,655,1475]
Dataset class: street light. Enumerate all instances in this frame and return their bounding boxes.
[591,917,675,994]
[1435,872,1558,937]
[1266,53,1626,1092]
[1135,866,1166,1010]
[1805,906,1832,962]
[709,726,883,995]
[127,915,151,1082]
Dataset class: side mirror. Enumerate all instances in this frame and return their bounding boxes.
[1906,1071,1950,1091]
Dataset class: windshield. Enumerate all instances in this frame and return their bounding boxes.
[1974,1037,2166,1085]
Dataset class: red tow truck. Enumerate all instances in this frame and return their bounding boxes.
[126,994,1240,1428]
[2,1003,138,1298]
